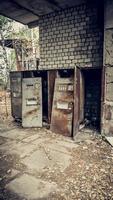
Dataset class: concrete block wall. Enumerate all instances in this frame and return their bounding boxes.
[38,3,103,69]
[102,30,113,135]
[102,0,113,136]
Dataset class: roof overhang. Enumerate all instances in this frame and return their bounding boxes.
[0,0,85,27]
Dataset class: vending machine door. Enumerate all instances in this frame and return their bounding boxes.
[10,71,22,119]
[51,78,74,136]
[22,78,42,127]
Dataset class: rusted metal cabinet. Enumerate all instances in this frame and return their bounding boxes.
[51,78,74,136]
[10,70,56,125]
[22,78,42,127]
[10,71,23,119]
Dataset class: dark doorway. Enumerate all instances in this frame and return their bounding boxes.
[83,69,101,130]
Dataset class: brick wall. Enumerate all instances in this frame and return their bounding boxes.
[39,3,103,69]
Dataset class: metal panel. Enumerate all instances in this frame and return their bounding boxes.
[79,70,84,123]
[51,78,74,137]
[22,78,42,127]
[10,72,22,119]
[73,67,80,136]
[48,70,56,123]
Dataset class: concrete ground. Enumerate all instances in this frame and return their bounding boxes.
[0,121,113,200]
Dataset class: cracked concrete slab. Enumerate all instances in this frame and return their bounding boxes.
[6,174,57,199]
[48,148,72,170]
[0,141,37,158]
[0,119,112,200]
[0,140,18,152]
[0,129,30,140]
[22,148,50,171]
[22,146,72,172]
[48,140,78,150]
[44,142,71,155]
[10,142,37,158]
[22,134,41,143]
[31,137,51,146]
[0,122,13,133]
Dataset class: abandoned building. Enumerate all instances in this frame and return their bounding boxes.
[0,0,113,137]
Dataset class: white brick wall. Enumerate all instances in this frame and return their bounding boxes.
[39,3,103,69]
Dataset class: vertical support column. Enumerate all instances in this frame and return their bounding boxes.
[102,0,113,135]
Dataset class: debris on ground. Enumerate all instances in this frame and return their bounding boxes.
[0,119,112,200]
[0,94,112,199]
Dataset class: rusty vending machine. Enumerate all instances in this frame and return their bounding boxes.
[51,69,74,137]
[10,70,56,127]
[22,77,42,127]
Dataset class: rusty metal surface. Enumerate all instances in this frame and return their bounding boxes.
[48,70,56,123]
[51,78,74,137]
[10,72,22,119]
[22,78,42,127]
[79,70,85,123]
[73,67,80,136]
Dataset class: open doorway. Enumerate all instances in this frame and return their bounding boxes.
[74,67,102,135]
[83,69,102,131]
